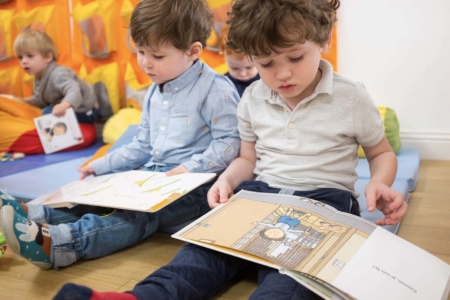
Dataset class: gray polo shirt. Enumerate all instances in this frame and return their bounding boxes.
[237,59,384,194]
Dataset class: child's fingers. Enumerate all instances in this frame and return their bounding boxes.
[376,201,408,225]
[219,188,231,204]
[207,187,221,209]
[364,184,379,212]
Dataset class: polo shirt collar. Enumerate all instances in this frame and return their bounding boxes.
[252,59,334,105]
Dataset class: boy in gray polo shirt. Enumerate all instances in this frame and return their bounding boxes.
[52,0,408,298]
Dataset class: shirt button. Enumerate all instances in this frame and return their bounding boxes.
[174,87,178,91]
[160,127,165,131]
[166,87,170,91]
[163,101,168,105]
[289,123,295,129]
[284,108,289,113]
[227,147,232,152]
[155,150,160,155]
[209,162,214,166]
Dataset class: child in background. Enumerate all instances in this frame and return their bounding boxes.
[219,23,260,97]
[52,0,408,298]
[14,30,106,123]
[1,0,240,270]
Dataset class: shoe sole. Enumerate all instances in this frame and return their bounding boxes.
[0,206,53,269]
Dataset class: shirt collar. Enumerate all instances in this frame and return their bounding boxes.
[159,59,203,94]
[252,59,334,105]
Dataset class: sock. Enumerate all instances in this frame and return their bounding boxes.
[53,283,138,300]
[0,233,6,259]
[0,190,28,217]
[0,205,53,269]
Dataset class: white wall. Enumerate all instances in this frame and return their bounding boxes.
[337,0,450,160]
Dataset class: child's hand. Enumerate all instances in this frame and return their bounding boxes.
[78,163,96,179]
[52,102,71,117]
[165,165,189,176]
[365,180,408,226]
[207,179,233,209]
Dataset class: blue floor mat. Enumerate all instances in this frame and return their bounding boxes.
[356,148,420,192]
[0,139,104,178]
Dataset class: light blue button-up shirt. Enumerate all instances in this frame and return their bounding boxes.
[92,60,240,175]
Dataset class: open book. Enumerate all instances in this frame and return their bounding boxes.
[173,190,450,300]
[28,170,216,212]
[33,107,84,154]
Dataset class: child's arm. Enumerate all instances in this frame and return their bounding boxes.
[52,101,72,117]
[363,136,408,225]
[78,162,96,179]
[179,79,241,174]
[207,140,257,208]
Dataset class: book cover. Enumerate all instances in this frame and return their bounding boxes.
[33,107,84,154]
[28,170,216,212]
[173,190,450,300]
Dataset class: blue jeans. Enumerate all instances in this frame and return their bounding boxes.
[42,106,99,124]
[27,165,212,268]
[129,181,360,300]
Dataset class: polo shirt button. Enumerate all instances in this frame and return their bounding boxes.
[163,101,168,105]
[289,123,295,129]
[155,150,160,155]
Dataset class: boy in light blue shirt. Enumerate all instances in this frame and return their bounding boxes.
[0,0,240,270]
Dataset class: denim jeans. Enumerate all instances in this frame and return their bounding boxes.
[42,106,99,124]
[129,181,360,300]
[27,164,212,268]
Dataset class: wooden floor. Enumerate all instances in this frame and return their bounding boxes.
[1,160,449,299]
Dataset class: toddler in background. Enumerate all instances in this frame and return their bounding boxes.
[219,23,260,97]
[14,30,111,123]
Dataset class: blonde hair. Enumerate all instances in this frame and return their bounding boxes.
[218,23,246,60]
[14,30,57,61]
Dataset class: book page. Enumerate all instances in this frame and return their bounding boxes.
[28,174,114,208]
[173,190,450,300]
[33,107,83,154]
[331,227,450,300]
[48,170,216,212]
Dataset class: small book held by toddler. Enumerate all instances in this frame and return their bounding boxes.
[33,108,84,154]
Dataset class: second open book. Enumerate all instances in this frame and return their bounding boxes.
[172,190,450,300]
[28,170,215,212]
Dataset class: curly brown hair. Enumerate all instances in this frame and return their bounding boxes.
[226,0,339,57]
[130,0,214,51]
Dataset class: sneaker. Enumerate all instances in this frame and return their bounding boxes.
[0,190,27,217]
[0,205,53,269]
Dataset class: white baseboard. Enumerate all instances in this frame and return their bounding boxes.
[400,131,450,161]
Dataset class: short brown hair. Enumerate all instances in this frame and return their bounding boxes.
[227,0,339,57]
[130,0,214,51]
[218,23,246,60]
[14,29,57,61]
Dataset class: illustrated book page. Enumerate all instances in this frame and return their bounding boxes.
[33,107,83,154]
[173,190,450,300]
[28,170,216,212]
